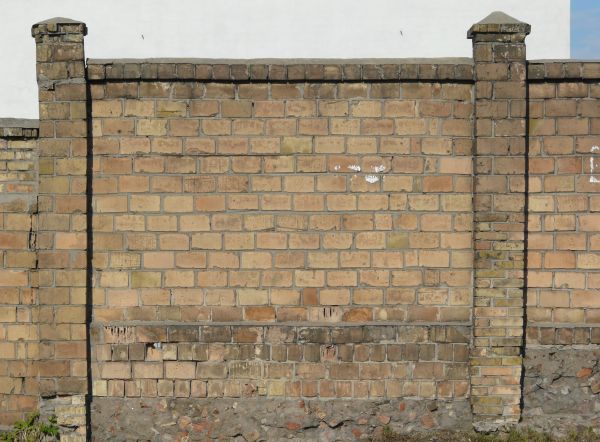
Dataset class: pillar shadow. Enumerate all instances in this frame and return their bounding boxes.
[84,75,94,442]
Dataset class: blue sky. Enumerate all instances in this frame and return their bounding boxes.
[572,0,600,58]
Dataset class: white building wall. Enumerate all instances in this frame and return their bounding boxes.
[2,0,570,118]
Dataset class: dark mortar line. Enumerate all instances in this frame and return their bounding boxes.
[528,323,600,328]
[84,73,94,442]
[527,78,600,84]
[469,71,477,421]
[89,321,473,327]
[526,344,600,348]
[520,68,530,420]
[86,78,475,85]
[0,135,39,140]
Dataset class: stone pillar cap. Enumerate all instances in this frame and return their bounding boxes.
[32,17,87,37]
[467,11,530,39]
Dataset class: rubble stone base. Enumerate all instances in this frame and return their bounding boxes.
[91,397,472,441]
[522,346,600,435]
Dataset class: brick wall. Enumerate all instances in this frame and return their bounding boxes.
[0,121,39,425]
[86,70,473,406]
[87,77,473,325]
[521,63,600,427]
[1,12,600,439]
[526,65,600,339]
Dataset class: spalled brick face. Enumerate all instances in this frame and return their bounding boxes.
[527,81,600,331]
[0,135,38,425]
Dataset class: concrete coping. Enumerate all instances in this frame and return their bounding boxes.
[86,58,475,82]
[467,11,531,38]
[34,17,85,25]
[528,60,600,80]
[0,118,39,139]
[31,17,87,38]
[86,57,600,82]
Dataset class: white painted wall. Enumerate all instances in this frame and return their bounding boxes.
[2,0,570,118]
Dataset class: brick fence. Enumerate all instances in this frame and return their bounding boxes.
[1,11,600,440]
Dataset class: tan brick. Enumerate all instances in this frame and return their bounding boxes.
[286,101,316,117]
[137,119,167,136]
[253,101,284,117]
[165,362,196,379]
[237,289,268,305]
[578,253,600,269]
[384,101,415,117]
[320,289,350,305]
[124,100,154,117]
[222,101,252,117]
[202,119,231,135]
[319,101,348,117]
[271,84,302,99]
[101,362,131,379]
[241,252,272,269]
[282,137,312,154]
[155,101,187,117]
[355,232,386,249]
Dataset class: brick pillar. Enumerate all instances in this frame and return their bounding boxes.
[468,12,530,430]
[32,18,88,439]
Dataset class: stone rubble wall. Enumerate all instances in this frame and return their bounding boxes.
[91,397,472,441]
[523,346,600,433]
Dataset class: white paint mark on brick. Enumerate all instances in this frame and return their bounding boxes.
[591,146,599,183]
[373,165,386,173]
[348,165,361,172]
[365,175,379,183]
